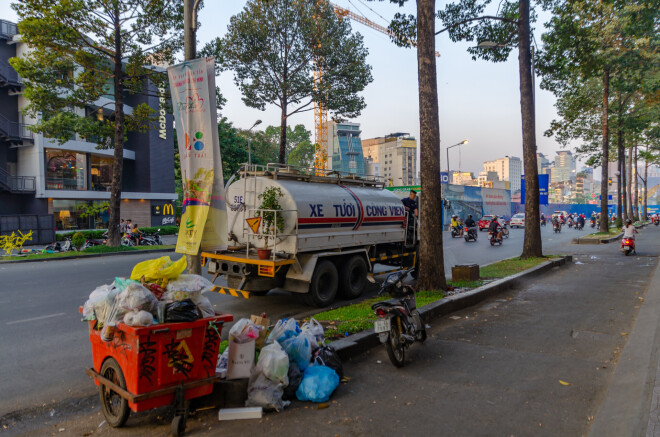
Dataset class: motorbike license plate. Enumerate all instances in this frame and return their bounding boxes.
[374,318,391,333]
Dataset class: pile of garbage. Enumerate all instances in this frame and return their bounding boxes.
[217,316,343,411]
[82,256,216,339]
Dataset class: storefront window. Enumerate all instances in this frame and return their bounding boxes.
[53,200,109,230]
[45,149,87,190]
[91,155,113,191]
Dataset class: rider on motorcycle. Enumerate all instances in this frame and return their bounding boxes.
[464,214,477,237]
[552,216,561,230]
[488,216,502,241]
[451,215,463,236]
[623,219,637,240]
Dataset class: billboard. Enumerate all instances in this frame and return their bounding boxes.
[521,174,549,205]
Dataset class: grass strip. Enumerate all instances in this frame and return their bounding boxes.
[1,245,174,261]
[582,227,621,239]
[313,255,558,340]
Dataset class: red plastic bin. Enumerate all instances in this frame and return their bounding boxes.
[88,314,233,412]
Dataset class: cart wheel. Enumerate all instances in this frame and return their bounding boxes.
[171,415,186,437]
[99,358,129,428]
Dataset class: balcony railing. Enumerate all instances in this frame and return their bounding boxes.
[0,114,34,142]
[0,167,36,193]
[0,60,21,87]
[0,20,18,38]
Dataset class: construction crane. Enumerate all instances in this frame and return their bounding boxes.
[313,2,441,175]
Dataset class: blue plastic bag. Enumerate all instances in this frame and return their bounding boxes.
[296,365,339,403]
[281,335,312,370]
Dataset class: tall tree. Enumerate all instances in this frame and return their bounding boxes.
[415,0,447,291]
[539,0,657,229]
[262,124,315,167]
[216,0,373,163]
[12,0,181,246]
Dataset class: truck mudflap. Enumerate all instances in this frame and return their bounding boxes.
[210,285,250,299]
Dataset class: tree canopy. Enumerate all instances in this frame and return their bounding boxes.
[213,0,373,163]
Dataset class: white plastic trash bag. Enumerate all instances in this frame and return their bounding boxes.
[166,274,214,293]
[267,318,298,344]
[301,318,324,344]
[193,295,215,318]
[257,342,289,385]
[246,370,290,412]
[229,318,262,344]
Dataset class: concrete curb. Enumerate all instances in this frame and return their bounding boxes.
[0,247,175,264]
[330,256,571,361]
[573,233,622,245]
[588,253,660,436]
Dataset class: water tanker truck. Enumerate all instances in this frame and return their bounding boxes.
[201,164,418,307]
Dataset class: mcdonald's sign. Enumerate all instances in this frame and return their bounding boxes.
[163,203,174,216]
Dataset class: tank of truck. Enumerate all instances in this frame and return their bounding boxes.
[225,175,407,254]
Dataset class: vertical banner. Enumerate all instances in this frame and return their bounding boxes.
[168,57,226,255]
[521,174,549,205]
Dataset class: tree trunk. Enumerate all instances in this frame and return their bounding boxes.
[634,144,639,220]
[627,143,633,219]
[643,145,649,220]
[415,0,446,291]
[518,0,542,258]
[279,100,288,164]
[184,0,201,274]
[616,95,623,222]
[599,68,610,231]
[107,9,124,247]
[621,134,627,220]
[184,0,197,60]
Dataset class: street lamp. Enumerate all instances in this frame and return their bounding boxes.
[247,119,262,167]
[477,41,536,108]
[446,140,469,183]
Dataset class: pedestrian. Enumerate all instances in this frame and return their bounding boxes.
[119,218,125,234]
[125,219,132,234]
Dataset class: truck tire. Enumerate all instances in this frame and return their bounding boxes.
[308,260,338,307]
[340,255,368,299]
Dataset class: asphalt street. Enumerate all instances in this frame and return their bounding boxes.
[0,224,584,416]
[5,225,659,436]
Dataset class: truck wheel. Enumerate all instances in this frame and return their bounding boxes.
[340,256,368,299]
[308,260,338,307]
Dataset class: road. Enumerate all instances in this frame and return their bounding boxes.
[5,226,659,436]
[0,224,580,416]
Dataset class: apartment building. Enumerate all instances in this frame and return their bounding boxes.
[0,19,176,230]
[362,132,417,186]
[482,155,522,194]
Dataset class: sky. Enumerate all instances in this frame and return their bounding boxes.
[1,0,579,177]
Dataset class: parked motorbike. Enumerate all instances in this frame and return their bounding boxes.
[81,238,104,250]
[621,237,635,256]
[463,226,477,242]
[368,269,426,368]
[140,229,162,246]
[45,237,74,252]
[488,231,503,246]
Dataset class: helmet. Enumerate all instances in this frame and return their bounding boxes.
[626,219,632,225]
[468,214,472,218]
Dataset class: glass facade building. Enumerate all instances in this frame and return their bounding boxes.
[328,122,365,175]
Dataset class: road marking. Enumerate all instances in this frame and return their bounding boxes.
[7,313,66,325]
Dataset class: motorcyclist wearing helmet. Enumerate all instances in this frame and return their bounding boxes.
[450,215,463,236]
[488,215,502,240]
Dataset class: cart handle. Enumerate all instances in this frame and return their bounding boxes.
[151,327,170,334]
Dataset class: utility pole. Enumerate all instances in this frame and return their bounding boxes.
[184,0,202,273]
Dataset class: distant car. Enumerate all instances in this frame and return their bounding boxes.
[478,215,494,231]
[510,213,525,228]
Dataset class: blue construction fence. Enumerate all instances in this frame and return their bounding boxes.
[511,203,660,217]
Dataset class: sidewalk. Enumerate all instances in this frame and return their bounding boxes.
[3,229,659,436]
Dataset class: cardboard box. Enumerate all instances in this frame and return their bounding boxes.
[451,264,480,281]
[250,314,270,348]
[226,339,255,380]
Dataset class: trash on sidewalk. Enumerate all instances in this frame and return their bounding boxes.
[296,364,340,403]
[218,407,263,421]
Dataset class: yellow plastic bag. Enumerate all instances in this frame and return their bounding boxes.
[130,256,187,282]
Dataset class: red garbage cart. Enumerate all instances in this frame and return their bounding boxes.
[85,313,233,436]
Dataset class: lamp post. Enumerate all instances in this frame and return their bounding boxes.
[446,140,469,184]
[478,41,536,111]
[247,119,262,167]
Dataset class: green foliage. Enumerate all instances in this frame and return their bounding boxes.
[82,245,138,254]
[214,0,372,161]
[55,226,177,241]
[479,256,553,278]
[77,202,110,219]
[71,232,86,250]
[256,187,285,246]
